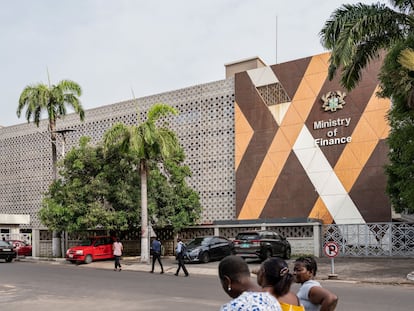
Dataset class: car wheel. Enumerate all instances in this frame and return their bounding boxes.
[284,248,291,260]
[84,254,93,264]
[200,252,210,263]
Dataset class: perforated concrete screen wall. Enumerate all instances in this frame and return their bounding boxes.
[0,79,236,229]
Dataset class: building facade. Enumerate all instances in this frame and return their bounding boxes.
[235,53,391,225]
[0,52,392,239]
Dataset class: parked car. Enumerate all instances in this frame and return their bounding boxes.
[233,230,291,261]
[7,240,32,256]
[0,240,17,262]
[66,236,115,264]
[184,236,234,263]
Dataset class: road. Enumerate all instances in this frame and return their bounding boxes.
[0,261,412,310]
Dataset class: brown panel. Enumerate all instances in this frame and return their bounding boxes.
[349,140,391,222]
[260,151,318,218]
[271,57,312,100]
[235,72,278,215]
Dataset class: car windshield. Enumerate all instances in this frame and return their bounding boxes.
[79,239,94,246]
[236,233,260,240]
[0,240,11,247]
[188,237,212,247]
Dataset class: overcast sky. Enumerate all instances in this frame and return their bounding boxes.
[0,0,376,127]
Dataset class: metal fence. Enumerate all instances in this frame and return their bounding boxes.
[323,223,414,257]
[32,222,414,258]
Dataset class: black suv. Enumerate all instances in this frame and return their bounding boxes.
[0,240,16,262]
[233,230,291,261]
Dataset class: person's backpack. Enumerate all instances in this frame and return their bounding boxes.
[180,242,187,255]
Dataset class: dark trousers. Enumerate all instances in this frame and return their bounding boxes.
[151,252,164,272]
[175,253,189,276]
[114,255,121,269]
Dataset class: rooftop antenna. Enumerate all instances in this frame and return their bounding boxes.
[131,86,136,100]
[47,66,51,87]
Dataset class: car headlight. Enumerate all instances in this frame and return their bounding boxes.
[75,250,84,255]
[190,248,201,256]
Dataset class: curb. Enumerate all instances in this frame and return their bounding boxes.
[16,256,414,286]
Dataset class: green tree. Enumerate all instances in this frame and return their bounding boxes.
[17,78,84,179]
[320,1,414,214]
[17,77,84,257]
[39,136,133,233]
[148,148,201,230]
[381,35,414,213]
[320,1,413,91]
[40,135,201,235]
[103,103,181,262]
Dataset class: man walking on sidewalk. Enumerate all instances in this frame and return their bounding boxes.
[150,237,164,274]
[175,238,189,277]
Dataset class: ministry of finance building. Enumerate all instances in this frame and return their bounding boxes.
[0,53,392,246]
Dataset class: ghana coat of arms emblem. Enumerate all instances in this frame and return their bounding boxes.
[321,91,346,112]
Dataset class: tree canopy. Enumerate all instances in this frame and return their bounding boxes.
[40,130,201,235]
[17,78,85,180]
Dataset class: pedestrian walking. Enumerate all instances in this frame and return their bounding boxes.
[112,237,123,271]
[175,237,189,277]
[293,256,338,311]
[150,237,164,274]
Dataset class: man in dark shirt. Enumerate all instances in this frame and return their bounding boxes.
[150,237,164,274]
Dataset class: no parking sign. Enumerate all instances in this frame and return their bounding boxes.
[324,242,339,258]
[324,242,339,278]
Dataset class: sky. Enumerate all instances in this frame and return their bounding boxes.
[0,0,376,127]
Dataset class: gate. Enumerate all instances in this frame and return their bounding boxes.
[323,223,414,257]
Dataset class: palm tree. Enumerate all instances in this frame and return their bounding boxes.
[17,78,84,256]
[103,103,180,263]
[320,1,413,92]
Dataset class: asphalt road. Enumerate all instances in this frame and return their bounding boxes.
[1,261,413,310]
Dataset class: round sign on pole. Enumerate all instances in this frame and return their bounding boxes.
[324,242,339,258]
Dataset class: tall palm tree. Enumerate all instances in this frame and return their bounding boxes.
[18,79,85,179]
[17,78,84,257]
[103,103,180,263]
[320,1,414,91]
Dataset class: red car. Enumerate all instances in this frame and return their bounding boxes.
[8,240,32,256]
[66,236,115,264]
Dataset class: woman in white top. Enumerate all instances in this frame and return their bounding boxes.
[112,238,123,271]
[293,256,338,311]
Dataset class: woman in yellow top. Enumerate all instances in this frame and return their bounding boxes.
[257,257,305,311]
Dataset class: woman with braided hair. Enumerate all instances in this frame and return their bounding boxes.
[293,256,338,311]
[257,257,304,311]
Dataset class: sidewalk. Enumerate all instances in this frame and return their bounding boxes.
[19,256,414,285]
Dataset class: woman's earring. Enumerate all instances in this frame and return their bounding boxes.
[227,286,231,292]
